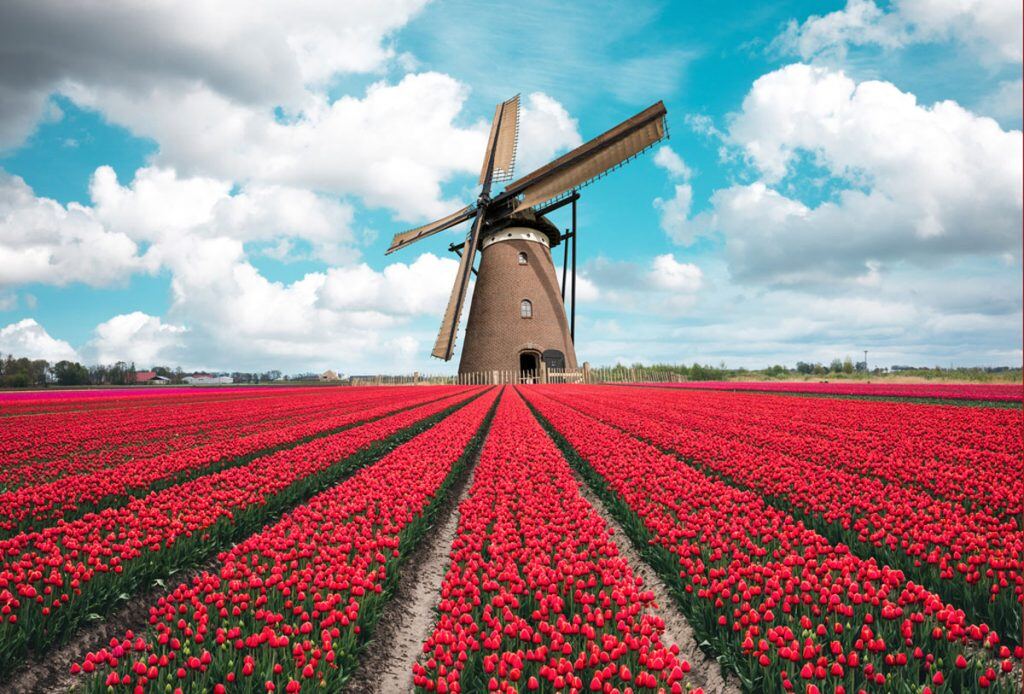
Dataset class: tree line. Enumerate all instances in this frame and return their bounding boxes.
[0,354,283,388]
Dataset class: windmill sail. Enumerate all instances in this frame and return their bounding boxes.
[480,94,520,184]
[503,101,667,211]
[430,94,518,360]
[385,205,476,255]
[431,212,485,360]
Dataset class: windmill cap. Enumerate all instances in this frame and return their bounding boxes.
[485,209,562,247]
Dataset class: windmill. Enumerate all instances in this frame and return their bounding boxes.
[386,95,667,376]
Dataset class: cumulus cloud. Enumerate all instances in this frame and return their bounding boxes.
[0,172,147,287]
[672,64,1021,285]
[0,0,428,147]
[652,146,704,245]
[89,165,358,264]
[320,253,459,316]
[0,318,79,361]
[582,254,703,314]
[977,79,1023,124]
[514,93,584,177]
[776,0,1022,65]
[90,312,188,365]
[653,146,692,179]
[649,254,703,292]
[0,3,582,222]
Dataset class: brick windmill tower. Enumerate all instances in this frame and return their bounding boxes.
[386,95,667,377]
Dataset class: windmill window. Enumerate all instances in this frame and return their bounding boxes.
[520,299,533,319]
[517,251,528,265]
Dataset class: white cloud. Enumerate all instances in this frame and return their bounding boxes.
[0,0,429,147]
[320,253,459,316]
[0,318,79,361]
[654,184,700,246]
[514,93,583,177]
[90,312,188,366]
[581,254,703,315]
[0,172,146,287]
[776,0,1022,65]
[977,79,1023,124]
[653,146,692,179]
[649,254,703,292]
[64,76,580,223]
[0,3,582,222]
[676,64,1021,285]
[652,146,703,245]
[89,165,358,264]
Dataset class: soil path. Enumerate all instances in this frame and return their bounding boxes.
[9,558,220,694]
[343,449,481,694]
[569,468,742,694]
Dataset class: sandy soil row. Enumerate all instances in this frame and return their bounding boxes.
[568,467,742,694]
[9,558,221,694]
[342,448,482,694]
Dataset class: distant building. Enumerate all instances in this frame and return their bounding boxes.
[183,373,234,385]
[319,370,341,381]
[135,371,171,385]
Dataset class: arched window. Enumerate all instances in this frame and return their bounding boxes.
[517,251,528,265]
[520,299,533,319]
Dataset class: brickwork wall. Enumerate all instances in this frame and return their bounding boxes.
[458,232,577,374]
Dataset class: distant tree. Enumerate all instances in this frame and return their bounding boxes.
[829,358,843,373]
[842,356,854,374]
[29,359,49,386]
[855,360,867,372]
[795,361,814,374]
[53,360,90,385]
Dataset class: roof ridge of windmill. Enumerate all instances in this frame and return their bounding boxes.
[386,95,668,375]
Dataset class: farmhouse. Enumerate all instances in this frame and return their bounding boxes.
[134,371,171,385]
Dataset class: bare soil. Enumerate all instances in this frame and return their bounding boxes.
[343,451,482,694]
[7,558,221,694]
[569,468,742,694]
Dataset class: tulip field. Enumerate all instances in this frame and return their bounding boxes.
[0,384,1020,692]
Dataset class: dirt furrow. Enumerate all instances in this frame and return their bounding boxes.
[343,447,482,694]
[9,558,221,694]
[568,467,742,694]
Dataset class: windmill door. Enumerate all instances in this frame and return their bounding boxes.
[542,349,565,370]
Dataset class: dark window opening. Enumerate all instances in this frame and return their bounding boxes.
[517,251,528,265]
[542,349,565,370]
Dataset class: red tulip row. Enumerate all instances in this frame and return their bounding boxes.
[74,388,500,693]
[0,387,432,490]
[663,381,1022,402]
[568,386,1022,516]
[0,386,276,414]
[0,387,464,535]
[536,386,1023,638]
[414,390,696,694]
[523,388,1023,693]
[0,388,482,677]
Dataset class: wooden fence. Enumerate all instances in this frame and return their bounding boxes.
[345,364,686,386]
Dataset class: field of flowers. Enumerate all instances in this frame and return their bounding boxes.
[666,381,1022,403]
[0,383,1019,693]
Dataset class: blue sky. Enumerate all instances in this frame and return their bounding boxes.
[0,0,1020,373]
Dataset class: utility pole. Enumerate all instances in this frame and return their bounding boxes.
[864,350,868,372]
